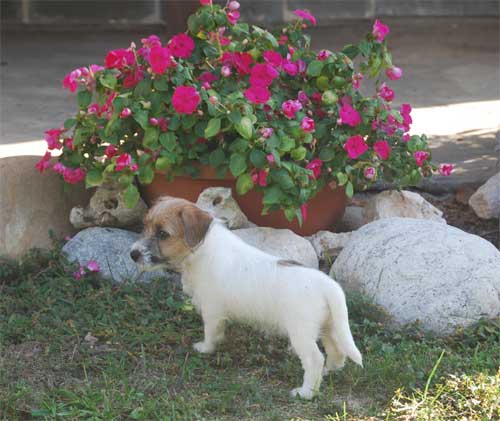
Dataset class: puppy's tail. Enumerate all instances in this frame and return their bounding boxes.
[325,282,363,367]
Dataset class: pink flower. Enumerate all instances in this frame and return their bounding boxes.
[168,34,195,59]
[278,35,289,45]
[35,151,52,173]
[263,51,283,68]
[372,19,390,42]
[73,266,86,280]
[120,107,132,118]
[115,153,132,171]
[200,0,212,5]
[138,34,162,59]
[378,83,395,102]
[293,9,317,25]
[339,103,362,127]
[251,169,268,187]
[227,10,240,25]
[300,203,308,222]
[87,103,100,115]
[244,86,271,104]
[282,59,298,76]
[373,140,391,160]
[344,135,368,159]
[86,260,100,272]
[317,50,331,61]
[62,71,79,92]
[414,151,429,167]
[130,164,139,172]
[104,49,135,69]
[402,133,411,142]
[200,71,218,85]
[364,167,376,179]
[221,65,232,77]
[266,154,275,164]
[148,46,175,74]
[105,144,118,158]
[221,52,253,75]
[44,128,64,150]
[123,66,144,88]
[311,92,323,103]
[249,63,279,87]
[306,158,323,179]
[282,99,302,119]
[172,86,201,114]
[149,117,159,126]
[62,167,86,184]
[228,1,240,10]
[386,66,403,80]
[352,73,364,90]
[260,127,274,138]
[297,91,309,104]
[439,163,454,176]
[65,137,74,150]
[52,162,66,175]
[301,117,315,133]
[400,103,412,131]
[209,95,218,104]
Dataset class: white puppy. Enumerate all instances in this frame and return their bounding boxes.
[131,196,362,399]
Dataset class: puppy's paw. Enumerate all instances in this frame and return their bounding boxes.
[193,341,215,354]
[290,387,315,400]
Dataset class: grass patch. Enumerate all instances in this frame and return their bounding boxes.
[1,247,499,420]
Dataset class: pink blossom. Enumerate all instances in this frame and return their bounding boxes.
[311,92,323,103]
[86,260,100,272]
[278,35,289,45]
[439,163,454,176]
[123,66,144,88]
[372,19,390,42]
[62,167,86,184]
[44,128,64,150]
[221,65,232,77]
[344,135,368,159]
[293,9,317,25]
[138,34,162,59]
[244,86,271,104]
[266,154,275,164]
[364,167,376,179]
[149,117,159,126]
[105,144,118,158]
[200,71,218,86]
[148,46,175,74]
[73,266,86,280]
[263,51,283,68]
[386,66,403,80]
[221,52,253,75]
[297,59,307,74]
[65,137,74,150]
[282,99,302,119]
[301,117,315,133]
[168,34,195,59]
[352,73,364,90]
[317,50,331,61]
[130,164,139,172]
[402,133,411,142]
[87,103,100,115]
[282,59,298,76]
[339,103,362,127]
[400,103,412,131]
[260,127,274,138]
[120,107,132,118]
[251,169,268,187]
[300,203,308,221]
[297,91,309,104]
[90,64,104,74]
[378,83,395,102]
[158,118,169,132]
[249,63,279,87]
[115,153,132,171]
[200,0,212,5]
[172,86,201,114]
[373,140,391,160]
[62,71,80,92]
[52,162,66,175]
[306,158,323,179]
[227,10,240,25]
[413,151,429,167]
[228,1,240,10]
[209,95,218,104]
[35,151,52,173]
[104,49,135,69]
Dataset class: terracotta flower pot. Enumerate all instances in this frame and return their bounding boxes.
[140,166,347,236]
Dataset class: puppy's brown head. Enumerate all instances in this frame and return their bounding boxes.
[130,196,213,272]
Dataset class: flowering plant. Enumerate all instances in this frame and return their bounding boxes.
[39,0,449,223]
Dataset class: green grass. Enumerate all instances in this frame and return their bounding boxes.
[1,246,499,420]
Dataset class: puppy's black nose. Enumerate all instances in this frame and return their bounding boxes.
[130,249,142,262]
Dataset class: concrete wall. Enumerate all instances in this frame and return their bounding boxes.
[1,0,498,27]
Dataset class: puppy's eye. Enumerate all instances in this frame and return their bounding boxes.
[157,230,170,240]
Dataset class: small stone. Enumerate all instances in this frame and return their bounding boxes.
[339,206,364,232]
[455,186,476,205]
[233,227,318,269]
[196,187,250,229]
[469,173,500,219]
[307,231,353,261]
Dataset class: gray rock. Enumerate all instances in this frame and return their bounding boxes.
[331,218,500,335]
[233,227,319,269]
[70,182,148,230]
[339,206,364,232]
[196,187,250,229]
[363,190,445,224]
[307,231,353,261]
[62,227,168,283]
[469,173,500,219]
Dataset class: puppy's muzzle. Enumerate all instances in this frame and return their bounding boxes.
[130,249,142,262]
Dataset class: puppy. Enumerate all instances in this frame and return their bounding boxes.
[131,196,362,399]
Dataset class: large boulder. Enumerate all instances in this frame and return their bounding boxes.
[0,156,91,258]
[469,173,500,219]
[233,227,319,269]
[196,187,251,229]
[331,218,500,335]
[363,190,445,224]
[62,227,168,283]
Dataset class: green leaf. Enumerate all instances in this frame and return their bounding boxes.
[319,147,336,162]
[77,90,92,109]
[85,169,103,187]
[342,44,359,59]
[236,173,254,195]
[159,132,177,151]
[280,136,295,152]
[155,157,171,171]
[182,114,197,130]
[204,118,221,138]
[284,208,295,222]
[229,153,247,177]
[345,181,354,198]
[209,148,226,167]
[64,118,77,129]
[234,116,253,140]
[271,168,294,190]
[124,184,140,208]
[228,110,242,125]
[307,60,325,77]
[263,185,282,205]
[138,163,154,184]
[264,31,279,48]
[134,78,152,98]
[169,115,181,131]
[336,172,348,186]
[73,128,90,147]
[249,149,267,169]
[99,72,117,89]
[291,146,307,161]
[143,127,159,149]
[133,109,149,130]
[153,78,169,91]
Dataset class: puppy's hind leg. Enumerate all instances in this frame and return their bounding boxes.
[321,333,346,376]
[193,311,225,354]
[288,333,324,400]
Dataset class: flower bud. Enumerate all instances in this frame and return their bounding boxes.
[228,1,240,11]
[120,107,132,118]
[221,65,232,77]
[209,95,218,104]
[149,117,159,126]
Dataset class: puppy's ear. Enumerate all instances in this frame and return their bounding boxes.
[180,205,213,248]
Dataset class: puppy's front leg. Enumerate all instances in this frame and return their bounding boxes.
[193,312,225,354]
